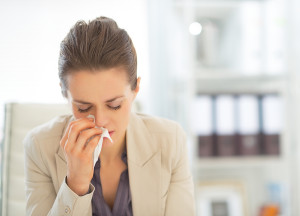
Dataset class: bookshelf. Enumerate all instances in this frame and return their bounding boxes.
[174,0,290,215]
[193,74,285,94]
[196,156,284,170]
[147,0,296,215]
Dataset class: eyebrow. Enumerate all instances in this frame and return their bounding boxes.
[73,95,125,104]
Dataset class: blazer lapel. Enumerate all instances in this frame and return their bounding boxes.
[126,113,161,216]
[54,117,70,193]
[55,146,67,193]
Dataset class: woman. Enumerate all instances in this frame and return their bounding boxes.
[24,16,195,216]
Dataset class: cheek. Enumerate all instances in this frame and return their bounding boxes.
[114,103,131,127]
[122,100,132,116]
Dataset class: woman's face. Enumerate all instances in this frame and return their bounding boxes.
[66,67,139,148]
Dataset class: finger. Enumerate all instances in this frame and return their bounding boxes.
[67,119,95,147]
[75,127,103,151]
[61,117,94,143]
[61,118,95,150]
[84,134,101,155]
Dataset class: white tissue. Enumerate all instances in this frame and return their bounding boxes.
[87,115,113,166]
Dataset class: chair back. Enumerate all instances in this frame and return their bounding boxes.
[1,103,71,216]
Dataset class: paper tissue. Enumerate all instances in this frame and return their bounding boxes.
[87,114,113,166]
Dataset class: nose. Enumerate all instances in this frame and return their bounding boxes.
[94,109,109,128]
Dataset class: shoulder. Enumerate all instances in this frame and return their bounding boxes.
[129,113,187,158]
[25,115,72,140]
[131,112,185,136]
[23,114,72,151]
[130,113,190,179]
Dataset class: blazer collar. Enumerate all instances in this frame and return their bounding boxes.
[126,113,161,215]
[55,115,74,190]
[126,112,158,167]
[56,115,74,163]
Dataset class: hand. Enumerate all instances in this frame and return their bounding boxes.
[60,117,102,195]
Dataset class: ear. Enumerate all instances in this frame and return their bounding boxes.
[133,77,141,99]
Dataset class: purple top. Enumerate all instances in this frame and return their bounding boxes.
[91,149,133,216]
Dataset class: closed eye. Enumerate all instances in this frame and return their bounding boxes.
[77,106,92,113]
[107,105,121,110]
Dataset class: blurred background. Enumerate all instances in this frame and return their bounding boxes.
[1,0,300,215]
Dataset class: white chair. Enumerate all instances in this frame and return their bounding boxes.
[1,103,71,216]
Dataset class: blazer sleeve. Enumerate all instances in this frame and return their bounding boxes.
[164,124,196,216]
[23,132,94,216]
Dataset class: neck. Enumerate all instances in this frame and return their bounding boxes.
[100,133,126,165]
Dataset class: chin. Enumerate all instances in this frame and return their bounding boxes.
[103,138,114,147]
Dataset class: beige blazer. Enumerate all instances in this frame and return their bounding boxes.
[24,112,195,216]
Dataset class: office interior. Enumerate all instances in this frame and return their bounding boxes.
[1,0,300,215]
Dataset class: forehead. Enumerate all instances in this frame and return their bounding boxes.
[67,67,131,101]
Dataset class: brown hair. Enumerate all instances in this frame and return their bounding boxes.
[58,16,137,97]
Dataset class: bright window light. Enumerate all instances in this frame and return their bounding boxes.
[189,22,202,35]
